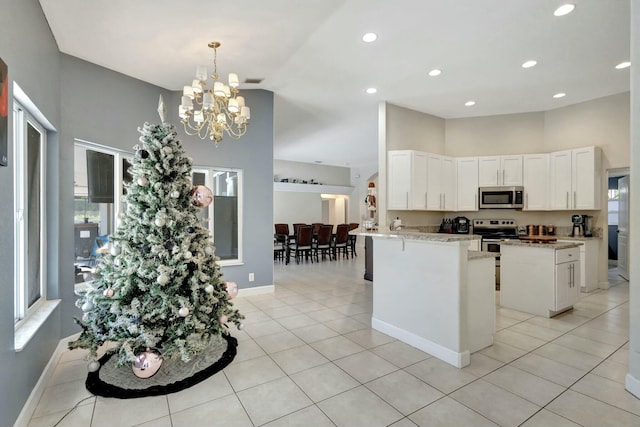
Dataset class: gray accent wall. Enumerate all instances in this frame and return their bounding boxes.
[0,2,274,425]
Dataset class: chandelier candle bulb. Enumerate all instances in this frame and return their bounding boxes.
[228,98,239,113]
[181,96,193,110]
[228,73,239,88]
[191,80,203,94]
[183,86,194,98]
[236,96,245,107]
[203,93,214,109]
[196,65,208,81]
[241,106,250,119]
[214,81,225,97]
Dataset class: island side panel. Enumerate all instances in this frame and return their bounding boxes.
[371,237,469,367]
[500,245,555,317]
[467,256,496,352]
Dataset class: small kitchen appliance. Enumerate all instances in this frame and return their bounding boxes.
[571,214,593,237]
[452,216,470,234]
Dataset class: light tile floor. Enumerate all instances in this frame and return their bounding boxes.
[27,259,637,427]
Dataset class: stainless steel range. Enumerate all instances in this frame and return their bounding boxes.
[472,219,519,289]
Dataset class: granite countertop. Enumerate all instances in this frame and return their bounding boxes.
[468,250,499,260]
[501,240,583,250]
[552,235,601,241]
[356,229,481,242]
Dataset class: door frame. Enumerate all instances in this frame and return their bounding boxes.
[606,167,630,280]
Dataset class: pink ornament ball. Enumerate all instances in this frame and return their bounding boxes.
[191,185,213,208]
[225,281,239,299]
[219,314,229,324]
[137,176,149,186]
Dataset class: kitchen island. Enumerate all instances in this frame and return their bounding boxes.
[358,230,495,368]
[500,240,583,317]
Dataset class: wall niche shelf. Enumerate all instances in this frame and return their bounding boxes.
[274,182,354,195]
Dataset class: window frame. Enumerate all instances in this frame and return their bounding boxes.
[13,101,47,326]
[73,140,132,288]
[192,166,244,266]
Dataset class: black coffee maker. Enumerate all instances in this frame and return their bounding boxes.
[571,214,593,237]
[452,216,470,234]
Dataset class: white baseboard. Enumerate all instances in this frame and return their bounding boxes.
[626,373,640,399]
[599,280,610,290]
[14,333,81,427]
[238,284,274,297]
[372,317,470,368]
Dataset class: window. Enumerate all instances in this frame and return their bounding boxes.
[73,141,131,283]
[192,167,243,265]
[13,102,47,324]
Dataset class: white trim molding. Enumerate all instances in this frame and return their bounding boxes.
[626,373,640,399]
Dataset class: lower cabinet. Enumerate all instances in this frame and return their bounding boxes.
[501,244,580,317]
[554,251,580,311]
[556,239,599,292]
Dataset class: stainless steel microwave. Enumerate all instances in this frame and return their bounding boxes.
[479,186,524,209]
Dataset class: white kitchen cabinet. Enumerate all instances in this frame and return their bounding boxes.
[522,153,549,210]
[556,239,600,292]
[456,157,479,211]
[478,155,523,187]
[549,146,601,210]
[426,153,456,211]
[388,150,427,210]
[500,243,580,317]
[555,249,580,311]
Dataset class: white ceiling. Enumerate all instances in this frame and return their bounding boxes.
[39,0,630,169]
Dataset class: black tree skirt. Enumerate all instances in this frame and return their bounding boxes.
[86,334,237,398]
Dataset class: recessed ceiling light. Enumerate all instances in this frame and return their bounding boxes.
[362,32,377,43]
[314,160,323,164]
[366,87,377,94]
[553,92,566,98]
[554,4,575,16]
[615,61,631,69]
[465,101,476,106]
[428,69,442,77]
[522,60,537,68]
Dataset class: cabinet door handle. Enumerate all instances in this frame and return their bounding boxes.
[573,191,577,209]
[525,193,528,209]
[566,192,569,209]
[475,194,478,209]
[502,169,505,184]
[496,170,499,185]
[406,192,409,208]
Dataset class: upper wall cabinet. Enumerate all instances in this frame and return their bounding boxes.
[388,150,428,210]
[522,153,549,211]
[426,153,456,211]
[549,146,601,210]
[478,155,523,187]
[456,157,479,211]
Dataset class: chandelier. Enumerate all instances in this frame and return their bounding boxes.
[179,41,251,144]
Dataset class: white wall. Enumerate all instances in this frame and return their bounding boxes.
[274,191,323,226]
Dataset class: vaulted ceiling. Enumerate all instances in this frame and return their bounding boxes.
[39,0,631,168]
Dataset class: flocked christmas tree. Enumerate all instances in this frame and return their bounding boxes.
[70,111,243,374]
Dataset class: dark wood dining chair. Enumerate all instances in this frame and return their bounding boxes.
[332,224,350,259]
[288,225,314,264]
[348,223,359,257]
[313,224,334,261]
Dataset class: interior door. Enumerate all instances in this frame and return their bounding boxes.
[617,176,629,280]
